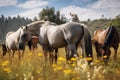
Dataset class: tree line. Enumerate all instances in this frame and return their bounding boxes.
[0,7,67,42]
[0,15,32,41]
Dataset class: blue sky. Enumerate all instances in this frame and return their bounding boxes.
[0,0,120,21]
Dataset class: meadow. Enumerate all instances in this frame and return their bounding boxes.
[0,44,120,80]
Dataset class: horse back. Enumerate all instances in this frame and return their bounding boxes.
[5,31,17,50]
[92,29,106,45]
[6,32,14,39]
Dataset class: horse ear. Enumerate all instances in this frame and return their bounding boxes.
[21,26,23,29]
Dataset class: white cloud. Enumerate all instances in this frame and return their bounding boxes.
[89,0,120,9]
[17,0,48,9]
[60,0,120,21]
[0,0,17,7]
[12,8,42,19]
[60,6,102,21]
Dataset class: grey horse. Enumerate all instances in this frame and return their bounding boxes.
[18,21,93,63]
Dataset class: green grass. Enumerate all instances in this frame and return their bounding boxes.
[0,44,120,80]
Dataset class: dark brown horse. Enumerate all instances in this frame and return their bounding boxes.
[92,26,119,63]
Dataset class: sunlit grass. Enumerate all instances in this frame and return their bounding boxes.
[0,44,120,80]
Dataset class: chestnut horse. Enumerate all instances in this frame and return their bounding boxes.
[28,36,39,50]
[92,26,119,62]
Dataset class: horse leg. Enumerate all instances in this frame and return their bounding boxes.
[54,48,58,64]
[43,48,48,63]
[68,43,78,60]
[49,50,53,64]
[12,50,15,58]
[65,46,69,61]
[18,51,21,61]
[22,50,25,58]
[79,38,85,58]
[103,47,111,64]
[8,50,12,62]
[113,47,118,61]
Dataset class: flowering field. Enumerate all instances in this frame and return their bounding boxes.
[0,45,120,80]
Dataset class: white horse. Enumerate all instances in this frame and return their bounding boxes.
[2,26,31,60]
[18,21,93,63]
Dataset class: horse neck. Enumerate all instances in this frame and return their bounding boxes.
[13,28,21,39]
[72,18,80,22]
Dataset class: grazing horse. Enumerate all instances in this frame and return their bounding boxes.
[92,26,119,62]
[18,21,93,63]
[2,26,32,60]
[70,13,87,58]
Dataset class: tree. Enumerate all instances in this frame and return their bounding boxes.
[33,16,38,22]
[39,7,67,24]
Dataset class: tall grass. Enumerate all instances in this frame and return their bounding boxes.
[0,45,120,80]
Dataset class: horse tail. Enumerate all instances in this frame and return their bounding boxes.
[83,27,93,59]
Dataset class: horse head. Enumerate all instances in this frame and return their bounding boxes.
[70,13,79,22]
[1,42,7,56]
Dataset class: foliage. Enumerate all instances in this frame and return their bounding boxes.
[39,7,67,24]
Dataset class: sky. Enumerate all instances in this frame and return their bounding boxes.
[0,0,120,21]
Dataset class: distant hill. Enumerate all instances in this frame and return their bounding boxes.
[83,17,120,37]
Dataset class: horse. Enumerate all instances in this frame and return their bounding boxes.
[18,21,93,64]
[70,13,80,22]
[2,26,32,60]
[92,26,119,63]
[70,13,87,58]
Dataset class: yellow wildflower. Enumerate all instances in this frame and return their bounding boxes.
[86,57,92,61]
[58,61,62,64]
[103,55,107,58]
[37,70,40,74]
[38,53,43,57]
[28,52,32,56]
[72,78,76,80]
[53,68,57,72]
[56,66,63,70]
[63,69,72,74]
[1,60,9,66]
[58,57,66,61]
[3,67,11,73]
[80,56,83,58]
[96,60,100,63]
[71,57,77,61]
[71,63,76,67]
[52,64,57,67]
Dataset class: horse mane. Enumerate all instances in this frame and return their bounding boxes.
[102,26,119,49]
[27,21,45,27]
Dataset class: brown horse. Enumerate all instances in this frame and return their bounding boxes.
[92,26,119,62]
[28,36,39,50]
